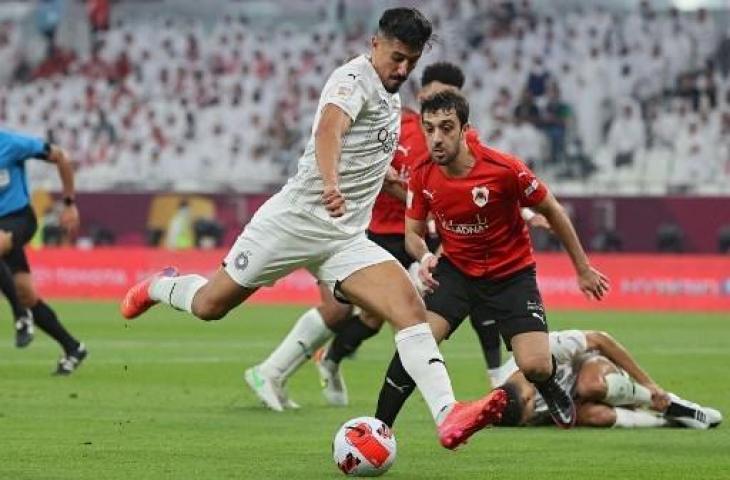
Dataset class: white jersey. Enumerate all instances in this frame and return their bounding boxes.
[494,330,589,415]
[279,54,402,236]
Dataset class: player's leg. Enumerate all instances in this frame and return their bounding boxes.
[374,310,454,427]
[247,282,351,411]
[317,233,409,405]
[468,304,502,385]
[374,255,470,426]
[0,235,33,347]
[576,402,669,428]
[490,267,575,428]
[14,272,87,374]
[329,245,507,449]
[123,205,309,321]
[575,355,654,409]
[317,308,382,406]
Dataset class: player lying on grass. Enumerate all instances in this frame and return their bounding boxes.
[493,329,723,429]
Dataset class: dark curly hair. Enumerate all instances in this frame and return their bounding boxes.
[420,89,470,127]
[421,62,465,89]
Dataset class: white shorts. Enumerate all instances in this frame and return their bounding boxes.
[223,195,396,291]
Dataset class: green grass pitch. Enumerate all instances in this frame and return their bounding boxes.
[1,302,728,479]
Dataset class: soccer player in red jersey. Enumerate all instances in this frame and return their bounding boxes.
[374,89,609,429]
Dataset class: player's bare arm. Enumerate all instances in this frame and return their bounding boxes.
[46,144,80,236]
[585,330,669,410]
[532,192,609,300]
[315,104,353,218]
[404,217,438,291]
[381,166,407,202]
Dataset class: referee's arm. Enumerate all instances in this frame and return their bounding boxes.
[45,144,80,236]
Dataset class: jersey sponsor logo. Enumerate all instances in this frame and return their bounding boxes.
[234,250,251,271]
[377,128,397,154]
[471,186,489,207]
[524,178,540,197]
[437,212,488,235]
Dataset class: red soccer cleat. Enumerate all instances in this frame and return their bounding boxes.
[437,388,508,450]
[120,267,178,319]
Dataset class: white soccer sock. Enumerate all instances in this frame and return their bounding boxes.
[395,323,455,425]
[259,308,334,381]
[488,368,501,387]
[604,373,652,408]
[149,274,207,313]
[613,407,669,428]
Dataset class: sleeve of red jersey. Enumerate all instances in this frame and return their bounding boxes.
[512,156,548,207]
[405,169,428,221]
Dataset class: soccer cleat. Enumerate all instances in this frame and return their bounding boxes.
[15,309,34,348]
[54,343,88,376]
[314,348,349,406]
[278,383,301,410]
[244,366,285,412]
[437,388,508,450]
[665,393,723,429]
[120,267,178,319]
[538,381,576,429]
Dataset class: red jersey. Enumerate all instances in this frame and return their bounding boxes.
[368,109,428,234]
[406,135,548,279]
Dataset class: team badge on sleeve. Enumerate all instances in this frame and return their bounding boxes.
[471,186,489,207]
[334,82,355,99]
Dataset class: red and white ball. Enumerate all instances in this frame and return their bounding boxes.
[333,416,397,477]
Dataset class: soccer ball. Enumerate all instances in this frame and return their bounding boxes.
[332,416,397,477]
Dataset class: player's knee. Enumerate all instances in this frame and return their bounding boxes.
[192,297,229,321]
[318,303,351,330]
[576,376,608,401]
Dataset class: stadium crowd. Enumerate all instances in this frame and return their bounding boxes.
[1,0,729,194]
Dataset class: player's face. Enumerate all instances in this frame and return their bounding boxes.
[422,109,466,165]
[371,36,422,93]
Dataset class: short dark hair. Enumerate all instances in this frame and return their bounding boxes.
[378,8,432,51]
[421,62,465,89]
[421,89,469,127]
[494,382,525,427]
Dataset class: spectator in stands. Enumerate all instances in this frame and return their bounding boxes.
[527,56,551,98]
[513,88,540,126]
[606,103,645,168]
[540,82,570,165]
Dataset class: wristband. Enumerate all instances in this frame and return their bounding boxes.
[420,252,436,265]
[63,196,75,207]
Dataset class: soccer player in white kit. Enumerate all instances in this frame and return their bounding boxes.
[492,329,722,429]
[121,8,507,450]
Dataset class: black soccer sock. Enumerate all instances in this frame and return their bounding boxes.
[0,260,26,319]
[326,315,380,364]
[527,356,564,400]
[31,300,80,354]
[375,352,416,427]
[474,320,501,369]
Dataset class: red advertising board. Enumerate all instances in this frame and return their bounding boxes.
[25,249,730,312]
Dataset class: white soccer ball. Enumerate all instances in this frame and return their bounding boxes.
[332,416,397,477]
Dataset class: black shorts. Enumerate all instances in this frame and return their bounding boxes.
[366,231,412,269]
[0,206,38,274]
[424,257,547,350]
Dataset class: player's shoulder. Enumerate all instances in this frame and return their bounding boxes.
[471,140,528,175]
[330,55,371,83]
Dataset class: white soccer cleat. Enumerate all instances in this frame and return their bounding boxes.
[278,382,301,410]
[244,366,285,412]
[315,350,349,406]
[666,393,722,429]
